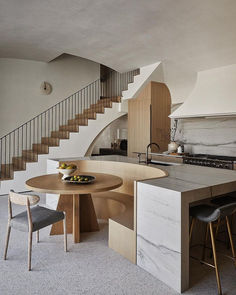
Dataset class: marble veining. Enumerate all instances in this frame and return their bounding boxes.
[175,117,236,156]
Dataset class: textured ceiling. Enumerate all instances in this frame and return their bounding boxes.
[0,0,236,72]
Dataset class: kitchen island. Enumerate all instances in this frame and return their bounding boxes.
[46,155,236,293]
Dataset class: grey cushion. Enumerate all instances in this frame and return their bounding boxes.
[10,206,64,232]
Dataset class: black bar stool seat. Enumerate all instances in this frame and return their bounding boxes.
[190,204,220,223]
[189,202,236,295]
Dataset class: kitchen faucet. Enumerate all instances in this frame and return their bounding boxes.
[146,142,160,164]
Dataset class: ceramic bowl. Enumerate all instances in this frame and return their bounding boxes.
[56,168,76,180]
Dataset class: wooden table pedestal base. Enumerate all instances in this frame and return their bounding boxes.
[50,193,99,243]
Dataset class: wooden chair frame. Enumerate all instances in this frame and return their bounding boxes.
[3,190,67,270]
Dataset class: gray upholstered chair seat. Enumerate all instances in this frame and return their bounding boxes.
[190,204,220,223]
[10,205,64,232]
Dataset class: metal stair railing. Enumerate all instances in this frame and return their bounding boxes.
[0,68,139,179]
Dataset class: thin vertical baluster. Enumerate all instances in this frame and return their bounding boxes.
[30,120,31,153]
[48,111,50,139]
[13,131,15,160]
[9,135,10,177]
[5,136,6,177]
[18,128,19,157]
[22,127,23,158]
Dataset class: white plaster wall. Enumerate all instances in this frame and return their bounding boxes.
[0,55,100,137]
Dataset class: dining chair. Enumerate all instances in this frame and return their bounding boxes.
[189,202,236,295]
[3,190,67,270]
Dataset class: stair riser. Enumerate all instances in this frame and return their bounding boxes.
[96,100,112,108]
[76,113,96,120]
[1,165,14,179]
[84,107,104,114]
[68,118,88,126]
[32,144,49,154]
[12,158,26,171]
[41,138,60,146]
[59,125,79,132]
[51,131,69,139]
[22,151,38,162]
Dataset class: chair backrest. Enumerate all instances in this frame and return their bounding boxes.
[9,190,40,206]
[219,202,236,218]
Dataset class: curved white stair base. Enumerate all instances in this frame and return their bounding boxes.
[0,103,126,195]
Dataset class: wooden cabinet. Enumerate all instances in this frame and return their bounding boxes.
[128,81,171,157]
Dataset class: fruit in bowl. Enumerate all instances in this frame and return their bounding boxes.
[57,163,77,179]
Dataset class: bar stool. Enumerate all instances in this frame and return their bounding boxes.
[189,202,236,295]
[211,194,236,243]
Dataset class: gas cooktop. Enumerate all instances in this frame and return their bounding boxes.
[183,154,236,170]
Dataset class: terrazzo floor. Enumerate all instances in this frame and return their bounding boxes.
[0,194,236,295]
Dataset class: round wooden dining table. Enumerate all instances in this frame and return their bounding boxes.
[25,172,123,243]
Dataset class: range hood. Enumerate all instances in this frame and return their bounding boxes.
[170,64,236,119]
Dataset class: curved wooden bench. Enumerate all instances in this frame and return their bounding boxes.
[92,191,134,229]
[61,159,167,263]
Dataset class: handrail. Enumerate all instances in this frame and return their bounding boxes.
[0,68,139,179]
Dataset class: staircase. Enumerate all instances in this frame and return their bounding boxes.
[0,69,140,182]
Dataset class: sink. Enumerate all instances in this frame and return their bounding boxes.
[150,160,180,166]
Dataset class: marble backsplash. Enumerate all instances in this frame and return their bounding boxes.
[174,117,236,156]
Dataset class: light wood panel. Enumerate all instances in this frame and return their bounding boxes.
[128,81,171,157]
[128,83,151,157]
[109,219,136,263]
[151,82,171,153]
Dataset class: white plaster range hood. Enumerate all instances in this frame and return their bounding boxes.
[170,64,236,119]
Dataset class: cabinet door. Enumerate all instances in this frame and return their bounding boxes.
[151,82,171,152]
[128,99,151,157]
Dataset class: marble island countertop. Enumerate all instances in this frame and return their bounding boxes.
[49,155,236,194]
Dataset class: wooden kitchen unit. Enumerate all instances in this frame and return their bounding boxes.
[128,81,171,156]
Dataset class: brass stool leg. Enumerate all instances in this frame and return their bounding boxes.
[202,223,209,261]
[226,216,236,267]
[209,222,222,295]
[189,217,196,246]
